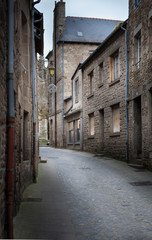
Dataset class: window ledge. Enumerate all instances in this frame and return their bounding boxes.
[110,132,120,137]
[87,93,94,99]
[109,79,120,87]
[98,83,104,88]
[68,143,73,145]
[88,135,95,139]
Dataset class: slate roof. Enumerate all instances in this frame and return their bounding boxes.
[59,17,121,44]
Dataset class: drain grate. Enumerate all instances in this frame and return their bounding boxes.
[130,181,152,186]
[40,160,47,163]
[79,167,91,170]
[22,198,42,202]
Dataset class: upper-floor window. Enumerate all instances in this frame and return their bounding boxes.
[75,78,79,103]
[137,34,141,68]
[134,32,141,69]
[89,71,93,95]
[99,63,104,84]
[110,51,119,82]
[135,0,141,8]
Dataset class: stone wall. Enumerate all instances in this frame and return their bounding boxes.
[128,0,152,167]
[55,42,99,148]
[0,0,7,237]
[82,29,127,160]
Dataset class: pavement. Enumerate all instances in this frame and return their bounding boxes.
[14,147,152,240]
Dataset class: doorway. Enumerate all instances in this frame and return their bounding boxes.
[134,96,142,159]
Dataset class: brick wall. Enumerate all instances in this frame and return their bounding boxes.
[82,29,127,160]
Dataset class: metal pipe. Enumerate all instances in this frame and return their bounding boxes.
[62,41,64,147]
[6,0,15,238]
[121,25,129,163]
[54,5,57,148]
[31,0,41,182]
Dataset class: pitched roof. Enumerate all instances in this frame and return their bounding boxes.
[59,16,121,44]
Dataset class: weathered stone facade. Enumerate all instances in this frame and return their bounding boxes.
[0,0,43,238]
[81,25,127,159]
[49,0,120,148]
[0,0,8,237]
[128,0,152,168]
[64,64,83,150]
[38,56,49,140]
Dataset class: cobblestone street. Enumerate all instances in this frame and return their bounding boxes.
[14,147,152,239]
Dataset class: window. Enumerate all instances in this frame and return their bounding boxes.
[112,104,120,133]
[137,34,141,68]
[99,63,104,84]
[135,0,141,8]
[75,79,79,103]
[110,51,119,82]
[69,122,74,143]
[89,113,95,136]
[23,111,29,160]
[134,32,141,69]
[89,71,93,94]
[75,119,80,142]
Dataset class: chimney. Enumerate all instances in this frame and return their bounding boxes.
[54,0,65,42]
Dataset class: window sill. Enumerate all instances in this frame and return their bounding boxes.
[98,83,103,88]
[87,93,94,99]
[109,79,120,87]
[88,135,95,139]
[68,143,73,145]
[110,132,120,137]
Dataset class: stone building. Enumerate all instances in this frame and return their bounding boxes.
[49,0,121,148]
[81,22,128,159]
[64,63,83,150]
[37,56,49,140]
[128,0,152,168]
[0,0,43,238]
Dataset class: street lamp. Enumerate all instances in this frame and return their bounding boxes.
[49,66,55,77]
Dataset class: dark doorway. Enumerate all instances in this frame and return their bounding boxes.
[134,96,142,159]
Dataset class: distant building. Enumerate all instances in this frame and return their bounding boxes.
[0,0,43,238]
[49,0,121,148]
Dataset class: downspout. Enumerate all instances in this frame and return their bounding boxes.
[32,0,41,182]
[6,0,14,238]
[54,4,57,148]
[121,25,129,163]
[62,41,64,147]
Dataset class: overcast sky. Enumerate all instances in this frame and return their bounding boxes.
[36,0,129,57]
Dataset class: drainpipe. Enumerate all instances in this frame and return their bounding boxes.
[32,0,41,182]
[121,25,129,163]
[54,4,57,148]
[6,0,14,238]
[62,41,64,147]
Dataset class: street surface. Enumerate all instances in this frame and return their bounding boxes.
[14,147,152,240]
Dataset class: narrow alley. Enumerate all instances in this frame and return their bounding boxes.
[14,147,152,240]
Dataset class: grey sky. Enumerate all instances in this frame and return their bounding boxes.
[36,0,129,57]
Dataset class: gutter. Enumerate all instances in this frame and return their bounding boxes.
[6,0,15,238]
[32,0,41,183]
[121,25,129,163]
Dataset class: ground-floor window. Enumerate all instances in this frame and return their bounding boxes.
[112,104,120,133]
[68,119,80,144]
[89,113,95,136]
[75,119,80,142]
[69,121,74,143]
